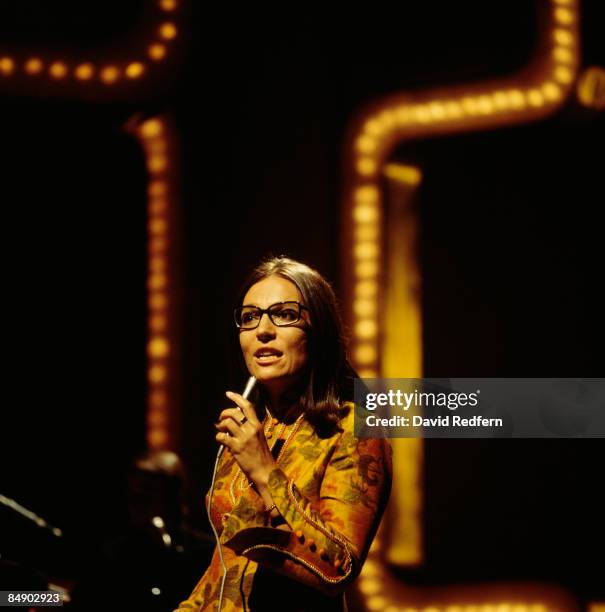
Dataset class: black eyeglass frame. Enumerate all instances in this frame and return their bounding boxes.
[234,301,309,329]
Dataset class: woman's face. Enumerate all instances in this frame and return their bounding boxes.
[239,275,310,392]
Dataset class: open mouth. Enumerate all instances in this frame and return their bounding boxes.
[254,348,283,364]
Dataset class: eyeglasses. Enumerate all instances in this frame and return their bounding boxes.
[234,301,308,330]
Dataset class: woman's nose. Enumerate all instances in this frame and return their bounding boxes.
[256,312,276,337]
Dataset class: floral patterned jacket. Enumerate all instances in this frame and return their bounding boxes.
[175,403,392,611]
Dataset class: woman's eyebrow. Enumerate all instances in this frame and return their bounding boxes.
[241,301,295,308]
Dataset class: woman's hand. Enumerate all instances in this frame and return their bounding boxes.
[215,391,277,491]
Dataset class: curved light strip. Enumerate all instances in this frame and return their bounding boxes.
[358,547,578,612]
[341,0,581,609]
[0,0,180,87]
[344,0,579,379]
[1,7,182,448]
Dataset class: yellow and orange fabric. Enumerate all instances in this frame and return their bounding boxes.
[175,403,392,611]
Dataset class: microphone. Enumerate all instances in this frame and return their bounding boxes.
[206,375,257,612]
[215,375,257,461]
[241,375,258,400]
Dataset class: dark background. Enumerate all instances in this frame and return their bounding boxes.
[0,0,603,605]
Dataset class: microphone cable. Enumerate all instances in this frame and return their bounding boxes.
[206,376,256,612]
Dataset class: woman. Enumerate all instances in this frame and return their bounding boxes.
[175,257,392,611]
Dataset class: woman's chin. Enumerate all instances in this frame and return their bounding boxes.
[253,370,283,384]
[251,370,296,391]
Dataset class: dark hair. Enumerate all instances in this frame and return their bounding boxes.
[235,256,356,435]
